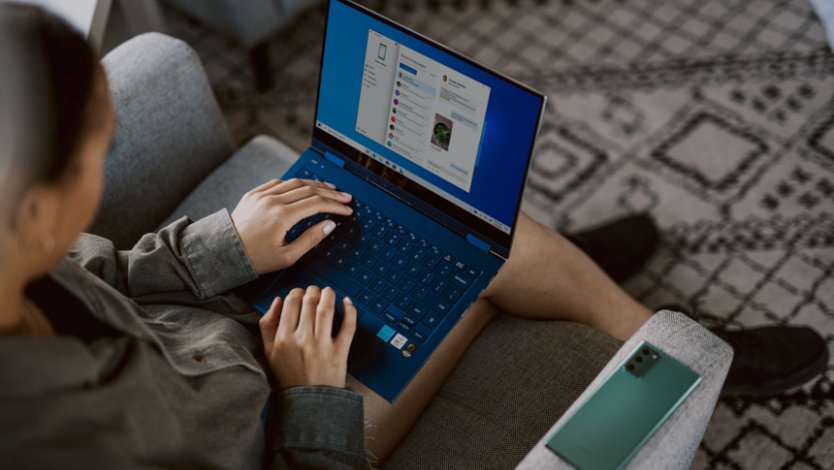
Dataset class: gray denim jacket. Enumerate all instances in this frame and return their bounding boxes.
[0,210,368,469]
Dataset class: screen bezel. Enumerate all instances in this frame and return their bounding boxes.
[312,0,546,258]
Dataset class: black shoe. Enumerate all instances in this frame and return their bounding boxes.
[566,214,660,283]
[664,310,830,397]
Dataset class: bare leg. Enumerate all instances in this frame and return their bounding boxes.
[481,213,652,340]
[353,212,653,463]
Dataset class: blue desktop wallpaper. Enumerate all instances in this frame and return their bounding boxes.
[316,0,543,228]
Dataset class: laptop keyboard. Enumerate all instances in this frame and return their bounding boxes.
[283,167,482,344]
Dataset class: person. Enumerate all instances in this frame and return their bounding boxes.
[0,5,827,469]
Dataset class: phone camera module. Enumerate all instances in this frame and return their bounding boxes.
[626,364,635,371]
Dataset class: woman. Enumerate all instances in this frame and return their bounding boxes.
[1,4,826,469]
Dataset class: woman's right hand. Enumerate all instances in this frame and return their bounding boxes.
[258,286,357,390]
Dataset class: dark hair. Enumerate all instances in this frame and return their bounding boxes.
[0,3,100,218]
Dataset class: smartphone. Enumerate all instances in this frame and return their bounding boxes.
[546,341,701,470]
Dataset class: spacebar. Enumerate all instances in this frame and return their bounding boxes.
[304,260,363,298]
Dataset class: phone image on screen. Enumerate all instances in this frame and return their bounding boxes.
[546,341,701,470]
[378,43,386,60]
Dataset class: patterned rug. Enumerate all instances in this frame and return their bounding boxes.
[166,0,834,467]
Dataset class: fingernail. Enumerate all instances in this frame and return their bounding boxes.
[325,182,336,189]
[341,191,352,199]
[323,220,336,235]
[344,297,353,304]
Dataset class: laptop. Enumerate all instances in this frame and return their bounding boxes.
[236,0,546,402]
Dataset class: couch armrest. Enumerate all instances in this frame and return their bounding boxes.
[90,32,235,248]
[516,310,732,469]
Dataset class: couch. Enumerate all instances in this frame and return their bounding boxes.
[91,32,733,469]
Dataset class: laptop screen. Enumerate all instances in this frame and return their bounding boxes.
[313,0,545,256]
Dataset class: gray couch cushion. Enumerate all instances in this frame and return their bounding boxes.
[92,33,235,248]
[382,316,622,469]
[157,135,298,227]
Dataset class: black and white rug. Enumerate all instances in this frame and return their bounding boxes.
[167,0,834,467]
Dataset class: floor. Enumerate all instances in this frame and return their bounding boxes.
[136,0,834,467]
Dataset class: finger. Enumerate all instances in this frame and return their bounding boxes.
[314,287,337,340]
[281,219,338,266]
[335,297,357,354]
[248,178,284,195]
[276,288,304,338]
[287,194,355,220]
[262,178,338,197]
[259,296,282,355]
[272,185,353,205]
[297,285,321,337]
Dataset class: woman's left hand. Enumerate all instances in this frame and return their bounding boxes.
[231,178,353,275]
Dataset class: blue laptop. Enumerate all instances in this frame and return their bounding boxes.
[236,0,546,402]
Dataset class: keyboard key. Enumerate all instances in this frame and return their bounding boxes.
[401,315,417,327]
[385,270,403,285]
[399,278,416,293]
[383,312,398,323]
[445,288,462,303]
[405,262,421,278]
[422,255,439,271]
[393,255,408,270]
[361,254,376,269]
[380,247,397,262]
[442,253,454,264]
[373,225,389,239]
[412,327,429,342]
[418,271,434,285]
[413,286,430,301]
[373,264,389,277]
[428,296,451,315]
[371,298,388,314]
[358,290,374,306]
[369,277,385,293]
[431,279,448,295]
[385,232,402,246]
[422,311,441,328]
[417,238,430,249]
[346,264,360,278]
[398,240,414,253]
[409,304,428,320]
[357,270,373,285]
[334,256,347,269]
[438,264,453,278]
[454,260,467,271]
[397,321,412,332]
[395,294,411,311]
[451,273,472,290]
[368,240,383,253]
[396,224,408,235]
[466,267,481,278]
[300,168,312,178]
[383,286,399,302]
[349,248,363,259]
[430,245,443,257]
[361,218,376,231]
[409,247,426,263]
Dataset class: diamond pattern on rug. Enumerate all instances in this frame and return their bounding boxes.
[163,0,834,467]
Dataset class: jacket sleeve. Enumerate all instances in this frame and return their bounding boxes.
[68,210,258,302]
[269,387,369,470]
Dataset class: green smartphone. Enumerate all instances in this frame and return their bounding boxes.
[546,341,701,470]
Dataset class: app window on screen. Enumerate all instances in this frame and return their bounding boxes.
[356,29,491,193]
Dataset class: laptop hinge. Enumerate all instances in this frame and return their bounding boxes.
[323,151,345,168]
[465,234,490,253]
